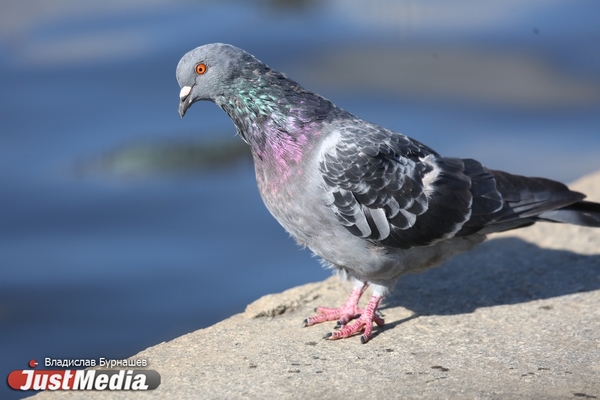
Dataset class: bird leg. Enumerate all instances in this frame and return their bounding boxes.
[303,282,385,343]
[303,283,366,327]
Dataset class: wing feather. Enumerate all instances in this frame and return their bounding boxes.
[319,125,474,248]
[319,123,592,247]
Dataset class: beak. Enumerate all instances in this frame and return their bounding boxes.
[178,86,193,117]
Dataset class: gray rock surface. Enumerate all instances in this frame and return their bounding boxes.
[31,172,600,399]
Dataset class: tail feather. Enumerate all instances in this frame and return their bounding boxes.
[491,170,585,222]
[459,162,600,235]
[538,201,600,227]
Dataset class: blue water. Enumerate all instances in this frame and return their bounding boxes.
[1,1,600,398]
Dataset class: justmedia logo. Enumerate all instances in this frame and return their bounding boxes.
[7,359,161,392]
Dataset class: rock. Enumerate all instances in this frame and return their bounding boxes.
[31,171,600,399]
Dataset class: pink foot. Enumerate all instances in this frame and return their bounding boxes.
[324,295,384,344]
[303,283,385,343]
[303,284,366,327]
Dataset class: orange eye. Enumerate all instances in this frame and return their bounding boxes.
[195,63,207,75]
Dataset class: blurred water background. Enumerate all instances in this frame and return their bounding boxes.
[1,0,600,397]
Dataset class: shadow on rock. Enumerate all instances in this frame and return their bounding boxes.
[383,237,600,320]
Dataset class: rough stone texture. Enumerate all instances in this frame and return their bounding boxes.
[31,172,600,399]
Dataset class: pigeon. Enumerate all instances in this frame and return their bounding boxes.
[176,43,600,343]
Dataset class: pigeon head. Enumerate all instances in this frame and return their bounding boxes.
[176,43,335,169]
[176,43,264,117]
